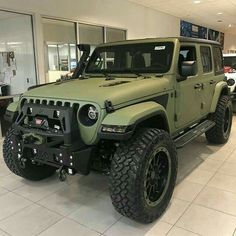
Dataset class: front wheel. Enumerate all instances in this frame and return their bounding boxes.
[3,126,56,181]
[206,95,232,144]
[109,128,177,223]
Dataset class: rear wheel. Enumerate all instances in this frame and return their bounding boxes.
[3,126,56,181]
[206,95,232,144]
[109,128,177,223]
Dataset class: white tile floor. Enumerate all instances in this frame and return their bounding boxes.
[1,118,236,236]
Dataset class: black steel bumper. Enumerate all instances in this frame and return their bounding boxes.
[13,102,94,175]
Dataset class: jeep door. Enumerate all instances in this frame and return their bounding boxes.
[175,44,202,129]
[198,45,215,115]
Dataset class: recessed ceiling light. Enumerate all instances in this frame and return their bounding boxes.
[217,12,223,15]
[228,24,232,27]
[193,0,201,4]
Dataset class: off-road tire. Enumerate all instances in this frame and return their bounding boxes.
[109,128,177,223]
[3,126,56,181]
[206,95,232,144]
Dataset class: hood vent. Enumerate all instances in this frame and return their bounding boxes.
[100,81,130,87]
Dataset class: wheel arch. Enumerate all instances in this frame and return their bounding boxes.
[210,81,230,113]
[99,101,170,140]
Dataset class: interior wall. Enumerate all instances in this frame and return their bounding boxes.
[0,0,180,84]
[0,0,180,39]
[0,15,37,94]
[224,33,236,52]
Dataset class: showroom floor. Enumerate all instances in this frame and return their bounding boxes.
[0,119,236,236]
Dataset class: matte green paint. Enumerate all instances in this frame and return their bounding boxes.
[102,102,168,126]
[210,81,228,113]
[7,37,226,144]
[7,101,18,112]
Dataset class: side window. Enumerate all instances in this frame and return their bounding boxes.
[200,46,212,73]
[213,46,224,75]
[178,46,197,76]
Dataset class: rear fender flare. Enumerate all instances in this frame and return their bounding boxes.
[210,81,229,113]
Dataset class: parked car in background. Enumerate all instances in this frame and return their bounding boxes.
[224,53,236,100]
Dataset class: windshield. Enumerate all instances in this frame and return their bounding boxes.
[85,42,174,74]
[224,56,236,70]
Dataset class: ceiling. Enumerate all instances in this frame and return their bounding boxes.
[128,0,236,34]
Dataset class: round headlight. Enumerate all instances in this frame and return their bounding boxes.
[79,104,99,126]
[88,106,98,120]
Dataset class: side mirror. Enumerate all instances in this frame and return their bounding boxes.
[181,61,197,78]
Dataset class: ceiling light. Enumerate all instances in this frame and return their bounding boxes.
[217,12,223,15]
[228,24,232,27]
[193,0,201,4]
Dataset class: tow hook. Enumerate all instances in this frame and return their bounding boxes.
[57,167,76,182]
[57,167,67,182]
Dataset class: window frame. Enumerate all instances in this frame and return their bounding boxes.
[178,45,198,77]
[200,45,213,74]
[212,46,224,76]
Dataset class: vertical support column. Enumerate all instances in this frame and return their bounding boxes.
[32,13,47,84]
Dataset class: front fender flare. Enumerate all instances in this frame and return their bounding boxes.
[4,101,19,123]
[100,102,169,140]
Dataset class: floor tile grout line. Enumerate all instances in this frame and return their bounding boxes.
[99,215,123,235]
[65,214,110,235]
[194,202,236,218]
[0,227,12,236]
[169,145,233,231]
[170,144,236,234]
[0,202,34,223]
[34,186,108,219]
[232,226,236,236]
[34,217,63,236]
[166,225,203,236]
[6,187,39,204]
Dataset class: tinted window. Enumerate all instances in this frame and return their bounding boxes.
[85,42,174,74]
[213,47,223,74]
[200,46,212,73]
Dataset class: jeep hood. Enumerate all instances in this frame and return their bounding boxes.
[23,77,171,108]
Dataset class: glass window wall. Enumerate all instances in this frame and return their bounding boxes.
[43,18,77,82]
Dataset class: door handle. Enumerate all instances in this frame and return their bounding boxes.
[210,80,216,85]
[194,83,203,89]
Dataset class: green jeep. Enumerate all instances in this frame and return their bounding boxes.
[3,37,232,223]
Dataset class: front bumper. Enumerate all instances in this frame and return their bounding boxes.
[12,101,95,175]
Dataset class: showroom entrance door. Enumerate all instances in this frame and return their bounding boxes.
[0,10,37,95]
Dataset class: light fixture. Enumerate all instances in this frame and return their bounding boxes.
[229,24,232,28]
[193,0,201,4]
[217,12,223,15]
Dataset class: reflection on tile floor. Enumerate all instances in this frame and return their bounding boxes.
[0,117,236,236]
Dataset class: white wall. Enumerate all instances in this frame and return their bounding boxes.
[0,14,37,94]
[224,33,236,52]
[0,0,180,84]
